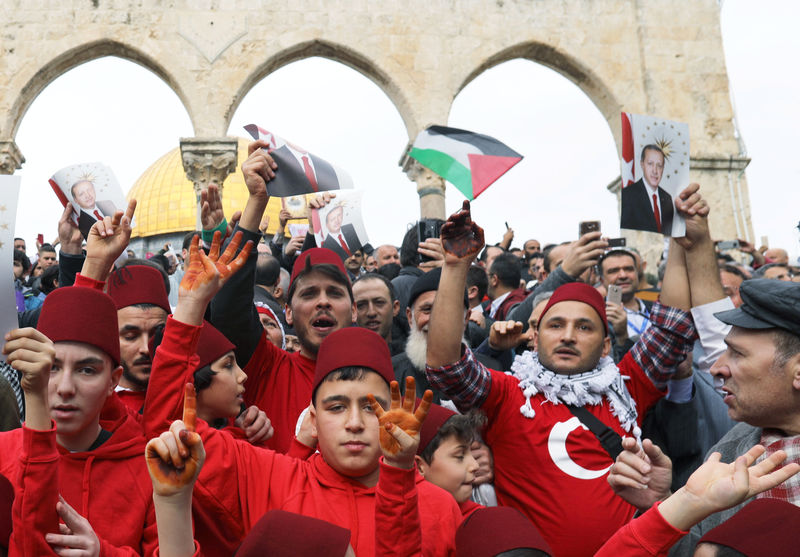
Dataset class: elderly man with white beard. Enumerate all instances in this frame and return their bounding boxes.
[391,268,503,404]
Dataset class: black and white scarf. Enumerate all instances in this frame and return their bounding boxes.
[510,351,642,438]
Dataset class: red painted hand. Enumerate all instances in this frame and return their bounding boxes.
[368,377,433,468]
[145,384,205,497]
[440,200,485,262]
[179,231,252,301]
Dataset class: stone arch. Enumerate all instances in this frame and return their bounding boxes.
[5,39,193,139]
[456,41,622,144]
[224,39,415,138]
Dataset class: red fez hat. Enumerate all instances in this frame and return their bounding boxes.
[107,265,170,313]
[0,473,13,551]
[456,507,552,557]
[539,282,608,334]
[312,327,394,395]
[196,321,235,370]
[234,510,350,557]
[698,498,800,556]
[417,401,457,455]
[290,247,350,291]
[38,286,121,366]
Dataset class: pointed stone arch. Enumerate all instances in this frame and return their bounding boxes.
[457,41,622,145]
[5,39,192,139]
[224,39,415,138]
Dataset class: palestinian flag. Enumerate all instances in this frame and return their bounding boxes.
[408,125,523,200]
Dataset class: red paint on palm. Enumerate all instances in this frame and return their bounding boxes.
[440,200,485,259]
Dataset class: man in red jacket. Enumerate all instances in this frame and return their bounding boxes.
[209,141,357,452]
[0,285,157,556]
[152,321,463,555]
[425,189,713,556]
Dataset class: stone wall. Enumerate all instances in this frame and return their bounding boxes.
[0,0,752,249]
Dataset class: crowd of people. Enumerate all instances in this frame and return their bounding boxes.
[0,138,799,556]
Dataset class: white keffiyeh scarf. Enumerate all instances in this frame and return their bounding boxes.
[510,351,642,438]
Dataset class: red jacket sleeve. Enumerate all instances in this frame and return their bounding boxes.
[594,502,687,557]
[10,425,60,557]
[285,437,316,460]
[143,316,202,438]
[375,460,422,557]
[73,273,106,291]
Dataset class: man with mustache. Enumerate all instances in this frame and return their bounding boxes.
[425,186,712,556]
[72,204,171,413]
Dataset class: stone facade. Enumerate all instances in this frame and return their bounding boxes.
[0,0,752,248]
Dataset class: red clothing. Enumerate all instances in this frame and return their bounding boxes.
[147,317,461,555]
[594,503,686,556]
[116,389,146,414]
[459,500,483,519]
[494,287,528,321]
[242,331,317,453]
[479,357,664,557]
[199,431,460,557]
[1,401,157,556]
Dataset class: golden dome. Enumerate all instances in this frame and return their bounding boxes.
[128,137,284,238]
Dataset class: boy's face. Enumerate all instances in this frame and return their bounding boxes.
[418,436,478,503]
[311,371,390,487]
[49,341,121,448]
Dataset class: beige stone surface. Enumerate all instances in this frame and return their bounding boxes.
[0,0,751,239]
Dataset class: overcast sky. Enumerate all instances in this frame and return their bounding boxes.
[13,0,800,262]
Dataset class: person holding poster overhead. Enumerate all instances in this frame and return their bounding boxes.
[620,145,674,235]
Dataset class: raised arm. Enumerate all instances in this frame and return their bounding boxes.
[78,199,137,284]
[369,377,432,557]
[674,184,725,307]
[425,202,496,412]
[144,232,251,437]
[628,185,706,389]
[4,328,60,556]
[426,201,484,368]
[145,385,205,557]
[210,141,275,365]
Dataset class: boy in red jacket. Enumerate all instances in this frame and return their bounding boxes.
[147,234,461,555]
[1,285,157,556]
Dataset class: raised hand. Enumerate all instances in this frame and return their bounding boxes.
[241,140,277,199]
[607,437,673,511]
[3,328,55,395]
[57,203,84,255]
[3,327,55,431]
[367,377,433,470]
[560,230,607,279]
[82,198,137,281]
[45,496,101,557]
[179,231,252,305]
[674,183,711,250]
[145,384,205,498]
[418,237,445,271]
[440,200,485,262]
[488,320,526,351]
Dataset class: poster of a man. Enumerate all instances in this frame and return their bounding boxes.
[619,113,688,237]
[312,191,368,262]
[70,178,118,237]
[49,163,126,239]
[244,124,353,197]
